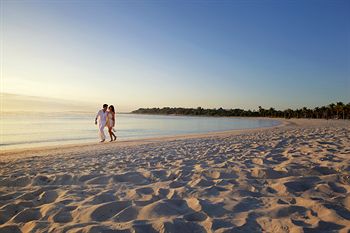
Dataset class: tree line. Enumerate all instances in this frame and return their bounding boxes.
[132,102,350,119]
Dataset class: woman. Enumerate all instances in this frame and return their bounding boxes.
[106,105,117,141]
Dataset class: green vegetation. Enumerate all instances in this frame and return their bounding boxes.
[132,102,350,119]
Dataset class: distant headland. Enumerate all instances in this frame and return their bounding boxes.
[132,102,350,119]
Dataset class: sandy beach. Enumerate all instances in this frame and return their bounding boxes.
[0,119,349,233]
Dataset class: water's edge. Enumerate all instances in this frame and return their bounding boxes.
[1,114,281,150]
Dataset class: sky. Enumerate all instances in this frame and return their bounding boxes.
[1,0,349,112]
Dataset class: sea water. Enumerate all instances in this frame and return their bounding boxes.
[0,112,280,150]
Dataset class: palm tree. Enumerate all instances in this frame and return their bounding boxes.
[284,109,293,119]
[268,107,276,117]
[314,107,320,118]
[345,103,350,119]
[335,102,344,119]
[320,106,328,119]
[302,107,308,118]
[258,106,265,117]
[328,103,335,119]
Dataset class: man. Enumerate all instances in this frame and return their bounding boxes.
[95,104,108,142]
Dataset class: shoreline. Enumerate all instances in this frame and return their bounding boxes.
[0,118,346,160]
[0,117,285,158]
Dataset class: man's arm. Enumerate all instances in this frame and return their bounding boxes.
[95,110,100,125]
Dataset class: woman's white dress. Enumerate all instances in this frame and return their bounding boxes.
[107,112,114,128]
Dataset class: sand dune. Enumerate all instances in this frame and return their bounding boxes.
[0,119,349,232]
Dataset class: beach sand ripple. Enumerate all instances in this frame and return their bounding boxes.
[0,119,349,232]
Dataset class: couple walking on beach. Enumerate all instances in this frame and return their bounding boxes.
[95,104,117,142]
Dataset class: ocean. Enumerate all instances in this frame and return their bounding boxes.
[0,112,280,150]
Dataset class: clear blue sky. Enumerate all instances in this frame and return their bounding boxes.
[2,0,349,111]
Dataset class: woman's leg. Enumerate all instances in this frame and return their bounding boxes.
[108,127,113,141]
[111,131,117,140]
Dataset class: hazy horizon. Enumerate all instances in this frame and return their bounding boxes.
[1,92,348,114]
[1,1,349,111]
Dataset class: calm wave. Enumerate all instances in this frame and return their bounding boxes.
[0,113,280,150]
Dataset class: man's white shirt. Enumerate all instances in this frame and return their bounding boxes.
[96,110,108,126]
